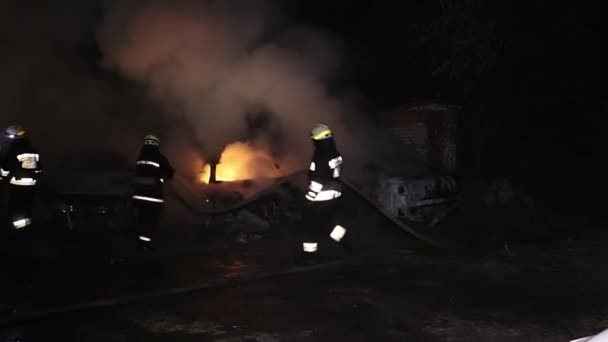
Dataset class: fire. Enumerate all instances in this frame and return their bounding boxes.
[200,142,280,184]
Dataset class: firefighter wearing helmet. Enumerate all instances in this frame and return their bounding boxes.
[0,125,42,230]
[300,123,349,261]
[132,134,174,250]
[1,125,28,180]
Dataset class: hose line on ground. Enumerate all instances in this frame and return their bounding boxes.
[0,253,369,327]
[170,170,450,250]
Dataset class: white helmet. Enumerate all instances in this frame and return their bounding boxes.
[310,123,332,140]
[144,134,160,146]
[5,124,26,139]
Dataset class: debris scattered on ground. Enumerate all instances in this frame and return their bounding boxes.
[235,232,248,245]
[484,178,534,208]
[250,233,263,241]
[131,312,226,335]
[236,210,270,231]
[234,232,264,245]
[223,210,271,236]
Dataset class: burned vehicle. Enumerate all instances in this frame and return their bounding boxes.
[168,150,459,249]
[170,159,304,238]
[44,150,134,232]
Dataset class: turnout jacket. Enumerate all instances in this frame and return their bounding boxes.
[0,135,8,173]
[133,144,174,203]
[305,138,343,202]
[0,138,42,186]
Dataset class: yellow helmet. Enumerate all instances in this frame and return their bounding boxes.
[5,125,26,139]
[144,134,160,146]
[311,123,332,140]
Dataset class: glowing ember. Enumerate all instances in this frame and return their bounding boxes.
[200,142,279,184]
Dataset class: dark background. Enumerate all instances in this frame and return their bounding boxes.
[1,1,605,217]
[290,1,606,216]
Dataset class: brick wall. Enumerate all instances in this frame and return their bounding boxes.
[378,102,460,173]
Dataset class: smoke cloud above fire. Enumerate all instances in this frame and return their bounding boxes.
[97,0,367,178]
[1,1,425,185]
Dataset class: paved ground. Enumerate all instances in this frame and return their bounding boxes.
[1,196,608,341]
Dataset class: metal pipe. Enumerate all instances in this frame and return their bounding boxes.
[208,159,219,184]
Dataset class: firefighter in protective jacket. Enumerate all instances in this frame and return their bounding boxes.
[1,125,42,230]
[302,123,348,256]
[132,134,174,249]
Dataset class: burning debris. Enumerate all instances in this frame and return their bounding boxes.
[206,159,219,184]
[199,142,285,184]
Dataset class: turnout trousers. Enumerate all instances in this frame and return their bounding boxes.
[133,198,163,247]
[7,184,35,230]
[302,197,348,253]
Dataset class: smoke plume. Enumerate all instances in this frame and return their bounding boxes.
[0,2,164,172]
[97,0,364,177]
[1,1,426,186]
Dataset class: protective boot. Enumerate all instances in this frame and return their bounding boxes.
[137,234,155,252]
[330,224,353,254]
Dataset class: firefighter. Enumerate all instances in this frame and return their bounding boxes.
[0,137,5,172]
[0,128,13,181]
[1,125,42,230]
[132,134,174,250]
[301,123,349,261]
[0,128,9,185]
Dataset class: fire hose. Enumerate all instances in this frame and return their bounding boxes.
[169,171,306,216]
[169,170,450,250]
[340,178,451,250]
[0,251,389,327]
[0,174,450,326]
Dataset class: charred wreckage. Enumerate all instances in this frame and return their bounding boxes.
[4,103,460,248]
[41,158,458,247]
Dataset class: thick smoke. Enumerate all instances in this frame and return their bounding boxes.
[0,2,160,171]
[1,1,427,186]
[97,0,364,176]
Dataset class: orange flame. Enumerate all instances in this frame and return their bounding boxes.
[200,142,280,183]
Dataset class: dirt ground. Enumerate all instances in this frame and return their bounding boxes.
[1,192,608,341]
